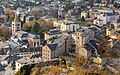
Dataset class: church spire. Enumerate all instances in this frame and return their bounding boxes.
[12,12,21,35]
[14,13,19,23]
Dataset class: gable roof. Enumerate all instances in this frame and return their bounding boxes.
[0,63,4,71]
[84,43,95,51]
[89,40,98,49]
[114,41,120,48]
[4,55,22,64]
[31,54,42,58]
[47,43,58,51]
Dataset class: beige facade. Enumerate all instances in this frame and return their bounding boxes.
[81,11,88,18]
[42,45,52,60]
[60,21,79,32]
[75,27,94,53]
[28,38,40,47]
[44,33,54,40]
[12,14,21,35]
[78,48,88,59]
[78,47,95,59]
[42,34,73,61]
[42,43,65,61]
[53,20,79,32]
[14,31,40,48]
[44,29,62,40]
[93,57,102,65]
[53,20,62,28]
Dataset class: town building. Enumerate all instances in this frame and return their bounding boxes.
[12,47,42,57]
[12,14,21,35]
[75,27,95,53]
[8,31,40,49]
[15,56,41,72]
[81,11,88,19]
[42,34,73,61]
[78,40,98,59]
[93,12,117,26]
[44,29,62,40]
[53,20,79,32]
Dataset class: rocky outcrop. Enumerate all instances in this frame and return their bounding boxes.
[102,58,120,74]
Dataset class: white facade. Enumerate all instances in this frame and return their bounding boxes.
[95,13,117,25]
[15,57,41,72]
[15,61,25,72]
[60,20,79,32]
[93,19,103,26]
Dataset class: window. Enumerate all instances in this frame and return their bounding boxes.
[73,26,75,32]
[34,42,36,47]
[17,27,19,29]
[37,42,39,45]
[17,24,20,26]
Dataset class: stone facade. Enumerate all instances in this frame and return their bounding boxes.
[42,34,73,61]
[42,43,66,61]
[75,27,94,53]
[44,29,62,40]
[12,14,21,35]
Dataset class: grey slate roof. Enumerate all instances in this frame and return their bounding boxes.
[8,39,19,49]
[4,55,22,64]
[12,47,42,54]
[84,43,95,51]
[0,63,4,71]
[31,54,42,58]
[47,43,58,51]
[114,41,120,48]
[89,40,98,49]
[47,29,61,35]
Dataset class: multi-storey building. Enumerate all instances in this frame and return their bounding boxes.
[75,27,95,53]
[42,34,73,61]
[12,14,21,35]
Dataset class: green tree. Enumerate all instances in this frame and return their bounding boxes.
[64,3,72,12]
[15,64,35,75]
[0,25,12,40]
[98,35,110,54]
[31,22,40,34]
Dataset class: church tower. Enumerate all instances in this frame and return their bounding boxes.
[12,13,21,35]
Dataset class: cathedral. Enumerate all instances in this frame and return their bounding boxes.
[8,13,41,49]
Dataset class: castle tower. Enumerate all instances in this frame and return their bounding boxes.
[12,13,21,35]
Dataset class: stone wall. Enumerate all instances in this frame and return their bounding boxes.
[102,58,120,73]
[35,58,60,67]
